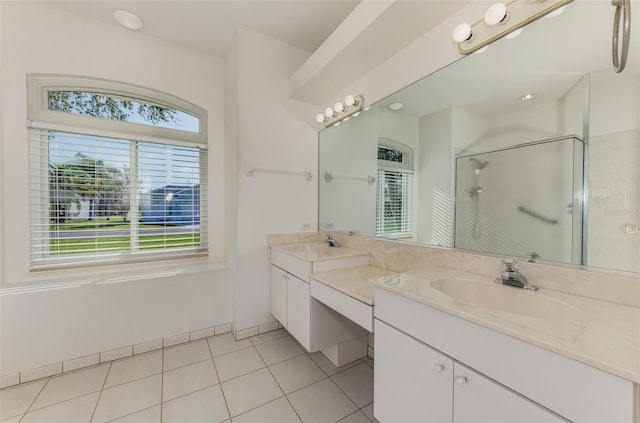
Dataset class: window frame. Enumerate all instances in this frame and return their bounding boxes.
[27,74,209,271]
[376,139,414,239]
[28,74,207,146]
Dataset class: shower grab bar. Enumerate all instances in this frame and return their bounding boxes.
[324,171,375,185]
[517,206,559,225]
[612,0,631,73]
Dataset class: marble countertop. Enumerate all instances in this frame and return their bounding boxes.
[310,265,397,305]
[374,266,640,383]
[270,243,369,262]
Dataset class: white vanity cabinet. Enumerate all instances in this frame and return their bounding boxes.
[374,287,636,423]
[269,245,370,353]
[270,264,311,349]
[375,320,562,423]
[375,319,453,423]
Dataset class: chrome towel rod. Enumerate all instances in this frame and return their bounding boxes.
[246,167,312,182]
[324,171,375,185]
[612,0,631,73]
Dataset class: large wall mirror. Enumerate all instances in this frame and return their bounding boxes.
[319,0,639,274]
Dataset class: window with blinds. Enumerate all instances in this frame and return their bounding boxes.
[376,141,413,238]
[28,75,208,270]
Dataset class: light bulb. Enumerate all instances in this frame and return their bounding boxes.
[344,95,356,106]
[315,113,326,124]
[334,102,345,113]
[484,2,507,26]
[324,108,335,118]
[505,28,523,39]
[452,23,472,43]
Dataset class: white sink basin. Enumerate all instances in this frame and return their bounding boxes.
[430,278,584,322]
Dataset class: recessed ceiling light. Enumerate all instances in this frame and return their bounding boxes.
[388,102,404,111]
[520,93,536,101]
[113,9,144,31]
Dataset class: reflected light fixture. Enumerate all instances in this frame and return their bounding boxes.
[520,93,537,101]
[387,102,404,111]
[505,28,523,39]
[315,94,364,128]
[113,9,144,31]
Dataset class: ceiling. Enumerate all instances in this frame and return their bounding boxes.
[46,0,361,56]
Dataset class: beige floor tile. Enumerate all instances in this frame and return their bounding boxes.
[232,397,300,423]
[250,329,288,346]
[221,368,283,417]
[361,403,375,422]
[338,410,372,423]
[162,385,229,423]
[269,355,326,394]
[308,352,360,376]
[0,379,46,420]
[30,364,109,411]
[331,363,373,408]
[287,378,357,423]
[163,359,219,401]
[163,339,211,371]
[92,374,161,423]
[208,333,253,357]
[214,347,265,382]
[255,337,304,366]
[109,405,161,423]
[105,350,162,388]
[21,392,99,423]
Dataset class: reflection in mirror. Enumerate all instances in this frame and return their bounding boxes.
[455,137,584,265]
[318,0,639,273]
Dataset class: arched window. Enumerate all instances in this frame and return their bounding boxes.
[376,139,413,238]
[28,75,208,269]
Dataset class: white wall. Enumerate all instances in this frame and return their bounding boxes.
[0,2,233,375]
[233,27,318,331]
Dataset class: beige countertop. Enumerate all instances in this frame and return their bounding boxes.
[270,243,369,262]
[374,265,640,384]
[310,265,397,305]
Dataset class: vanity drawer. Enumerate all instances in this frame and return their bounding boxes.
[271,249,312,282]
[375,287,636,423]
[310,279,373,331]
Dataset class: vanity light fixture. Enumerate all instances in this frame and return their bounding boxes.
[452,0,571,55]
[484,2,508,26]
[113,9,144,31]
[315,94,365,128]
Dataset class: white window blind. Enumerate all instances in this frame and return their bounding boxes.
[376,169,413,237]
[29,128,208,270]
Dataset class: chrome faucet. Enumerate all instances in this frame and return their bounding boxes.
[324,234,340,248]
[496,258,538,291]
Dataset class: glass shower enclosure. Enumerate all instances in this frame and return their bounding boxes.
[454,136,585,265]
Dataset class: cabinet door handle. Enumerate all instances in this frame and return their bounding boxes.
[454,375,468,385]
[433,363,446,373]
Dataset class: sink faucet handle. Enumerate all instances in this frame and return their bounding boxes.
[501,257,518,271]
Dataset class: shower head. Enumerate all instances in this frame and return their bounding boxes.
[470,157,489,170]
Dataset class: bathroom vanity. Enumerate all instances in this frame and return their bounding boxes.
[269,242,376,364]
[269,235,639,423]
[374,268,638,423]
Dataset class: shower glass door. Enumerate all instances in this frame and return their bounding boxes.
[454,136,584,265]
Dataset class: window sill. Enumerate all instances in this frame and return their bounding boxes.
[2,257,231,292]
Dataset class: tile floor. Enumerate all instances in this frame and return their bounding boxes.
[0,330,377,423]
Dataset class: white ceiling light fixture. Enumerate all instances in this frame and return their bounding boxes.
[387,102,404,111]
[520,93,537,101]
[315,94,365,128]
[113,9,144,31]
